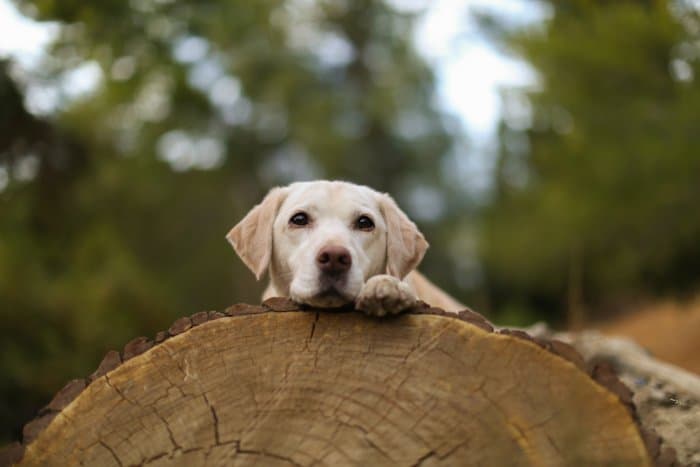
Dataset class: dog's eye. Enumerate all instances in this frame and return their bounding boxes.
[355,215,375,231]
[289,212,309,227]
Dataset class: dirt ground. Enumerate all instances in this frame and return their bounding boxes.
[596,297,700,375]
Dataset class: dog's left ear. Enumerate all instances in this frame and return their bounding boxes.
[379,193,429,279]
[227,187,288,280]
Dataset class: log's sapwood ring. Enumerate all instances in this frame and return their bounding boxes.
[16,308,654,466]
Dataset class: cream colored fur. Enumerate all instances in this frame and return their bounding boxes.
[227,181,463,315]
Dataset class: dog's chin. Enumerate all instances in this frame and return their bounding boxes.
[297,288,354,308]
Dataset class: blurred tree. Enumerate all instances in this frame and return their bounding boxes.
[479,0,700,326]
[0,0,460,441]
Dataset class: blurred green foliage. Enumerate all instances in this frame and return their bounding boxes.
[1,0,700,444]
[0,0,461,441]
[480,0,700,325]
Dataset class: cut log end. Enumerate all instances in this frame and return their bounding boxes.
[10,304,666,466]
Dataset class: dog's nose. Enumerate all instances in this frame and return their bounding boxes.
[316,246,352,274]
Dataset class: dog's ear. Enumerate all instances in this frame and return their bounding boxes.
[227,187,288,280]
[379,193,429,279]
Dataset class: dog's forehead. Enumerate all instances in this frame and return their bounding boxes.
[282,181,380,215]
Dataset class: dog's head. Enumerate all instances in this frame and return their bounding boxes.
[227,181,428,307]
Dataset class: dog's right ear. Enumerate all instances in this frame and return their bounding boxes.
[226,187,288,280]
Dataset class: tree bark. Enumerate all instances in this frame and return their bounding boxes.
[8,302,662,466]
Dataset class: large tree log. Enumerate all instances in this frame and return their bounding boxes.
[525,325,700,465]
[4,301,674,466]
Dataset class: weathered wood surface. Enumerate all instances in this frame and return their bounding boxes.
[9,303,660,466]
[524,325,700,465]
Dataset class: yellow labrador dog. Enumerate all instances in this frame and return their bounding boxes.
[227,180,463,316]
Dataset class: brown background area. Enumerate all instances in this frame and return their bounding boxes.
[599,298,700,375]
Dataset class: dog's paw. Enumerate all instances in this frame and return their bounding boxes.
[356,275,418,317]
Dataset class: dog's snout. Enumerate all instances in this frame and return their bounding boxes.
[316,246,352,274]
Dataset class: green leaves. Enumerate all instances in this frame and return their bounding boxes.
[482,0,700,323]
[1,0,456,441]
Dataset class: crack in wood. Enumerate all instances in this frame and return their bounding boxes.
[204,394,220,446]
[308,311,320,343]
[411,449,436,467]
[104,373,182,455]
[98,440,123,467]
[236,445,304,467]
[139,450,168,465]
[410,440,472,467]
[14,309,661,466]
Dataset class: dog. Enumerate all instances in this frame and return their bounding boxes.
[227,181,463,316]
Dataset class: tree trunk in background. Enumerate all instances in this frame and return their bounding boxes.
[568,245,585,330]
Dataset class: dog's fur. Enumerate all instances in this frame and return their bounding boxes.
[227,181,463,316]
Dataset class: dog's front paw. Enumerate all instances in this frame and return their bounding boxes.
[356,275,418,317]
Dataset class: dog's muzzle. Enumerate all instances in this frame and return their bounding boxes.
[312,245,354,304]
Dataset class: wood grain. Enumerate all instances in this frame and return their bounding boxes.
[17,310,652,466]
